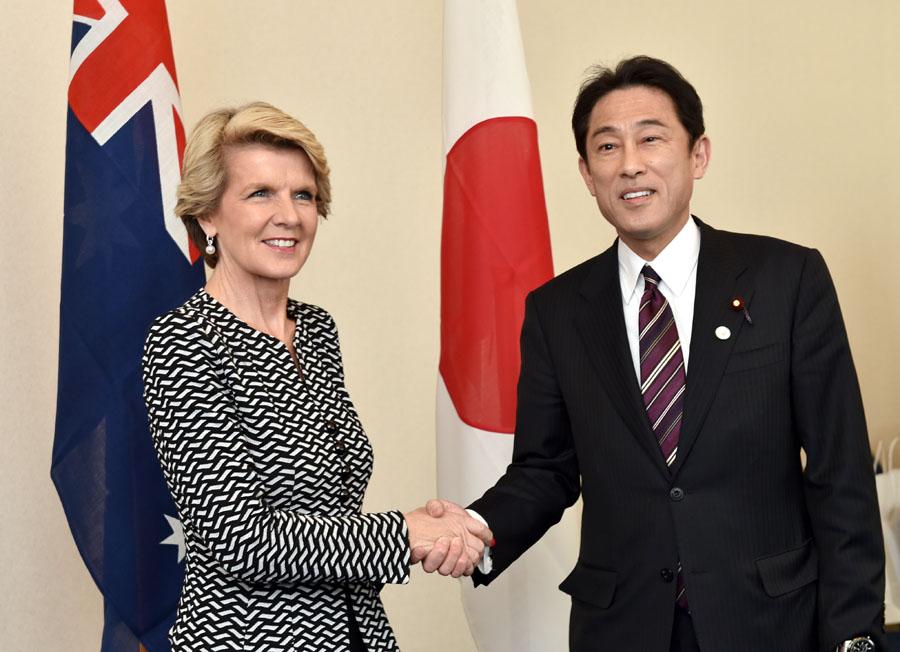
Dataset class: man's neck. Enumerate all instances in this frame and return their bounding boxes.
[618,214,691,261]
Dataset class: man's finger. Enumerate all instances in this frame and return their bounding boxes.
[423,537,449,573]
[465,543,482,567]
[464,519,494,546]
[451,551,470,578]
[438,537,464,576]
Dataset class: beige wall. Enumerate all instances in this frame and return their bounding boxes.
[2,1,898,649]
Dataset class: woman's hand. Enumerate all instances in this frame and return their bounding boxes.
[404,501,493,578]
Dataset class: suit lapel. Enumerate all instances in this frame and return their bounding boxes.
[670,220,752,478]
[575,245,671,478]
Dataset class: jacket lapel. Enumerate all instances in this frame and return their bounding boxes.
[575,245,671,478]
[670,220,753,478]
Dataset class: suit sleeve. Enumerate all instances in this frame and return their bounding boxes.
[141,313,411,586]
[470,292,581,585]
[791,249,885,648]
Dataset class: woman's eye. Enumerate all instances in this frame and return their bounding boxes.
[294,190,314,201]
[249,189,269,198]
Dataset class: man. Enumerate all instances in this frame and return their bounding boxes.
[428,56,885,651]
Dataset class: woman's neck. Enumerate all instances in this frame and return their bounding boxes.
[205,266,292,341]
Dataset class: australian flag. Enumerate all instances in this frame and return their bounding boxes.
[51,1,203,650]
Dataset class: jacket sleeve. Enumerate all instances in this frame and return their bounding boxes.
[790,249,885,648]
[142,312,411,586]
[469,292,581,585]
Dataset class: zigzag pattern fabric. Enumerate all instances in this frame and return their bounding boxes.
[639,266,688,609]
[143,290,410,651]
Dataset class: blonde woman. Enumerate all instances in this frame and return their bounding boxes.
[142,103,490,651]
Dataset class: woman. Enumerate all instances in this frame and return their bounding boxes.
[142,102,489,651]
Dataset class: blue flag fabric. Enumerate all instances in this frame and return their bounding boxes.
[52,3,203,650]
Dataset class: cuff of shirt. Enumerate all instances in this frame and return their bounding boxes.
[466,509,492,574]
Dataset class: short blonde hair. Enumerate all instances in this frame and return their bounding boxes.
[176,102,331,267]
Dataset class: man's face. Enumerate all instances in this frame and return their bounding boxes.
[578,85,710,259]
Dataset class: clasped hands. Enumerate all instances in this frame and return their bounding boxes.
[404,499,493,578]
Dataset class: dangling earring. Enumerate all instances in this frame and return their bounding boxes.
[205,234,216,255]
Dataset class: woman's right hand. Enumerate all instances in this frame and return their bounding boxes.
[404,500,493,578]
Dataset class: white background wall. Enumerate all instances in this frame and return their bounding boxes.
[2,1,898,649]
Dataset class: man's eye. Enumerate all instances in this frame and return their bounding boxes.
[599,143,616,152]
[644,136,659,143]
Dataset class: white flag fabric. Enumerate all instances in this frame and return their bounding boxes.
[438,1,580,649]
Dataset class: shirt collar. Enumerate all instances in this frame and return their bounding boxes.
[618,217,701,305]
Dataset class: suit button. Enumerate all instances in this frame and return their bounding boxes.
[669,487,685,501]
[660,568,675,583]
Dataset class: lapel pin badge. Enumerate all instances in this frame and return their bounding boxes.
[730,296,753,325]
[715,325,731,340]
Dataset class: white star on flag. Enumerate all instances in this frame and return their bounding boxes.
[160,514,186,563]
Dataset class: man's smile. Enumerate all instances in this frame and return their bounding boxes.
[621,188,655,202]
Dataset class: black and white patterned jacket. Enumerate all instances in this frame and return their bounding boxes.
[142,290,410,651]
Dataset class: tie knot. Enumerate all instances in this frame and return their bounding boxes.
[642,265,661,288]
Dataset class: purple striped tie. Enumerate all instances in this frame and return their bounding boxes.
[639,265,688,608]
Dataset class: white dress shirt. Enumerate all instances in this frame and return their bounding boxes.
[472,217,701,573]
[618,217,700,380]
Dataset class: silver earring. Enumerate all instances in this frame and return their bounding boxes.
[205,235,216,256]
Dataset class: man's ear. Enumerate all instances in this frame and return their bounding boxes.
[692,135,711,180]
[578,157,597,197]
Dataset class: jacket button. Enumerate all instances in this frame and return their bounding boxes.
[325,419,338,433]
[669,487,685,501]
[335,437,346,453]
[660,568,675,583]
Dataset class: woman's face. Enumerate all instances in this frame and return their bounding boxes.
[202,143,319,286]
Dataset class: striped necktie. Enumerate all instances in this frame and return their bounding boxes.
[639,265,689,608]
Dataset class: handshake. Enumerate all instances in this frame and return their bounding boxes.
[404,499,494,578]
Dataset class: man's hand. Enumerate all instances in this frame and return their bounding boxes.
[421,499,494,574]
[404,500,493,577]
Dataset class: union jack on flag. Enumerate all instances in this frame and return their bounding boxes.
[51,1,203,650]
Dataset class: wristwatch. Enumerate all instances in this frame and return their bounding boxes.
[836,636,875,652]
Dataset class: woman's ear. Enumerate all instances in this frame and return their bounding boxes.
[197,214,216,238]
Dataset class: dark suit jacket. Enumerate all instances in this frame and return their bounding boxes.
[470,219,885,651]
